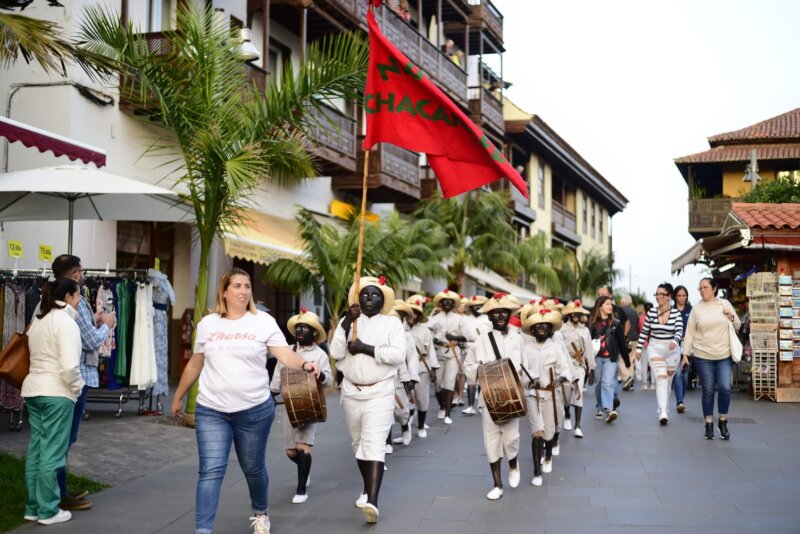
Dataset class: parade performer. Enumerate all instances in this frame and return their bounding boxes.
[270,309,333,504]
[329,276,405,523]
[559,300,595,438]
[464,293,526,500]
[523,308,571,486]
[406,295,438,438]
[427,289,469,425]
[389,300,420,447]
[461,295,492,415]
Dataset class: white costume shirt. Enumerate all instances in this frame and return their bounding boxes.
[410,323,439,371]
[523,338,572,400]
[330,313,406,400]
[464,328,528,388]
[462,313,492,342]
[560,322,596,373]
[398,323,420,382]
[270,343,333,393]
[427,311,469,360]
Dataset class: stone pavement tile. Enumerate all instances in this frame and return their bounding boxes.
[479,522,546,534]
[545,523,623,534]
[605,506,670,526]
[589,492,662,508]
[737,503,800,522]
[544,506,607,525]
[654,487,719,506]
[416,519,482,534]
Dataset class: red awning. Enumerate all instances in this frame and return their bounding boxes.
[0,116,106,167]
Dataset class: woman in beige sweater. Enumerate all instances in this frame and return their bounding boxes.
[682,277,741,441]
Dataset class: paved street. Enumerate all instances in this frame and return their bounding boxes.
[3,384,800,534]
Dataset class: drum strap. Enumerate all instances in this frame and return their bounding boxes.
[488,332,502,360]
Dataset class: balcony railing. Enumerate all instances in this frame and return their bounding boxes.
[468,86,504,135]
[510,184,536,223]
[332,142,421,202]
[551,200,581,244]
[688,198,734,236]
[308,104,357,174]
[468,0,503,45]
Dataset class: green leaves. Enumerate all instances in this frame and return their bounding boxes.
[739,173,800,203]
[556,249,620,300]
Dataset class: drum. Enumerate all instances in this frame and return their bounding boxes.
[477,359,527,424]
[281,367,327,428]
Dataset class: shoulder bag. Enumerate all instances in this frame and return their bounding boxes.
[0,329,30,390]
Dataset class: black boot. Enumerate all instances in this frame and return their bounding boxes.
[574,407,583,435]
[435,390,445,411]
[564,405,571,422]
[718,418,730,440]
[443,390,454,418]
[467,385,477,408]
[704,421,715,440]
[295,450,311,496]
[531,437,543,483]
[356,458,369,496]
[487,459,503,499]
[364,460,384,506]
[418,410,427,430]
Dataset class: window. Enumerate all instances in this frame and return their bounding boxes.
[581,195,587,234]
[537,165,545,209]
[599,210,604,242]
[591,200,596,239]
[146,0,172,32]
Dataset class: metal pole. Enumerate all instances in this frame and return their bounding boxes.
[68,198,74,254]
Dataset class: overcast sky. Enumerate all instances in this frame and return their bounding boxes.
[493,0,800,304]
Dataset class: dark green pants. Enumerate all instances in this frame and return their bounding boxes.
[25,396,74,520]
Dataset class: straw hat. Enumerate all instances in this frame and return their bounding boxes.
[562,299,589,316]
[405,294,429,323]
[517,301,536,322]
[433,289,460,308]
[522,307,563,333]
[466,295,489,309]
[478,292,520,314]
[287,308,327,343]
[393,299,414,318]
[348,275,395,315]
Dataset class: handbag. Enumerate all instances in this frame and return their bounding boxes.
[728,321,743,363]
[0,330,30,390]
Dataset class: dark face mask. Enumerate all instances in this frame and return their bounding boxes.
[294,323,316,346]
[569,314,581,324]
[407,311,419,327]
[397,310,408,324]
[469,305,482,317]
[488,309,511,331]
[440,298,455,313]
[359,286,384,317]
[533,323,552,342]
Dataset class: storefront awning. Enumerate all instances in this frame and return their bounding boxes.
[466,266,541,303]
[671,231,751,273]
[0,116,106,167]
[223,210,303,266]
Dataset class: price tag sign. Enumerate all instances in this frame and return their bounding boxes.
[154,257,161,271]
[7,240,23,259]
[38,244,53,262]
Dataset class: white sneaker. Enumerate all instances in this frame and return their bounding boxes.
[424,423,430,429]
[249,514,270,534]
[24,515,38,522]
[563,418,572,430]
[443,416,453,425]
[508,466,520,488]
[418,428,428,438]
[462,406,476,415]
[542,460,552,473]
[362,503,379,523]
[385,444,393,454]
[531,476,543,486]
[291,493,308,504]
[486,486,503,500]
[38,510,71,525]
[402,429,412,445]
[355,493,368,508]
[392,436,404,444]
[552,444,560,456]
[437,410,446,420]
[640,384,649,391]
[574,427,583,438]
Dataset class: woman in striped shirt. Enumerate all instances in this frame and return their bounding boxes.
[636,283,684,425]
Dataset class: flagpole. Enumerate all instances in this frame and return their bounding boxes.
[352,148,371,340]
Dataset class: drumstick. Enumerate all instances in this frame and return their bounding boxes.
[450,344,465,373]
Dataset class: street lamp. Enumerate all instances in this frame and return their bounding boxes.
[743,148,761,190]
[238,28,260,62]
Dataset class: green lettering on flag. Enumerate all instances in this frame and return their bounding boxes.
[377,57,402,82]
[395,95,417,116]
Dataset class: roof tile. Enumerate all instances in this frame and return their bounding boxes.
[732,203,800,230]
[709,108,800,146]
[674,143,800,164]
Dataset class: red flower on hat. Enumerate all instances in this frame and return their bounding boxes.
[379,275,386,285]
[416,299,422,306]
[459,294,464,299]
[472,295,478,301]
[493,292,507,299]
[300,307,307,314]
[425,297,430,303]
[509,316,522,328]
[529,299,537,304]
[540,308,551,315]
[575,299,582,307]
[553,298,560,305]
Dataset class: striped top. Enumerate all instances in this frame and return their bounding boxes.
[636,306,683,351]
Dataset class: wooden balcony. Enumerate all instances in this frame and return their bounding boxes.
[468,86,504,136]
[688,198,734,238]
[468,0,503,49]
[332,142,421,203]
[510,184,536,224]
[308,104,357,174]
[551,200,581,245]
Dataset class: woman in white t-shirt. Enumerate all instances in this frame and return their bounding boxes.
[171,268,319,534]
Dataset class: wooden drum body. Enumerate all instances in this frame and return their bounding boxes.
[280,367,327,428]
[477,359,527,424]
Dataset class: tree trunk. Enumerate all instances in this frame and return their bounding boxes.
[184,236,211,418]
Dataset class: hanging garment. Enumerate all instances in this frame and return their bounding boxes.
[1,283,25,410]
[24,285,41,326]
[130,283,157,391]
[149,271,175,397]
[95,286,116,358]
[114,280,132,382]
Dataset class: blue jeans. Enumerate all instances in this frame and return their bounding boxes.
[693,357,732,418]
[673,363,689,405]
[194,398,275,534]
[594,358,618,411]
[56,385,89,497]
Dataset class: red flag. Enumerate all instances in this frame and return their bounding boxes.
[362,9,528,199]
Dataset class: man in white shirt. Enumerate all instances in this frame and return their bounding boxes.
[330,276,405,524]
[461,295,492,415]
[427,289,469,425]
[405,295,438,438]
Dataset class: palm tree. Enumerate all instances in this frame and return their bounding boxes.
[516,232,564,295]
[413,190,520,291]
[264,207,448,333]
[0,0,113,79]
[78,3,368,415]
[556,249,620,300]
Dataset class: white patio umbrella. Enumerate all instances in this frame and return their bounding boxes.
[0,164,193,252]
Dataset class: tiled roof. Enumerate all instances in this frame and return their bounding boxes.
[732,203,800,230]
[674,143,800,164]
[709,108,800,146]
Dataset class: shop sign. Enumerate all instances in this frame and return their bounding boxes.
[38,244,53,262]
[7,240,23,259]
